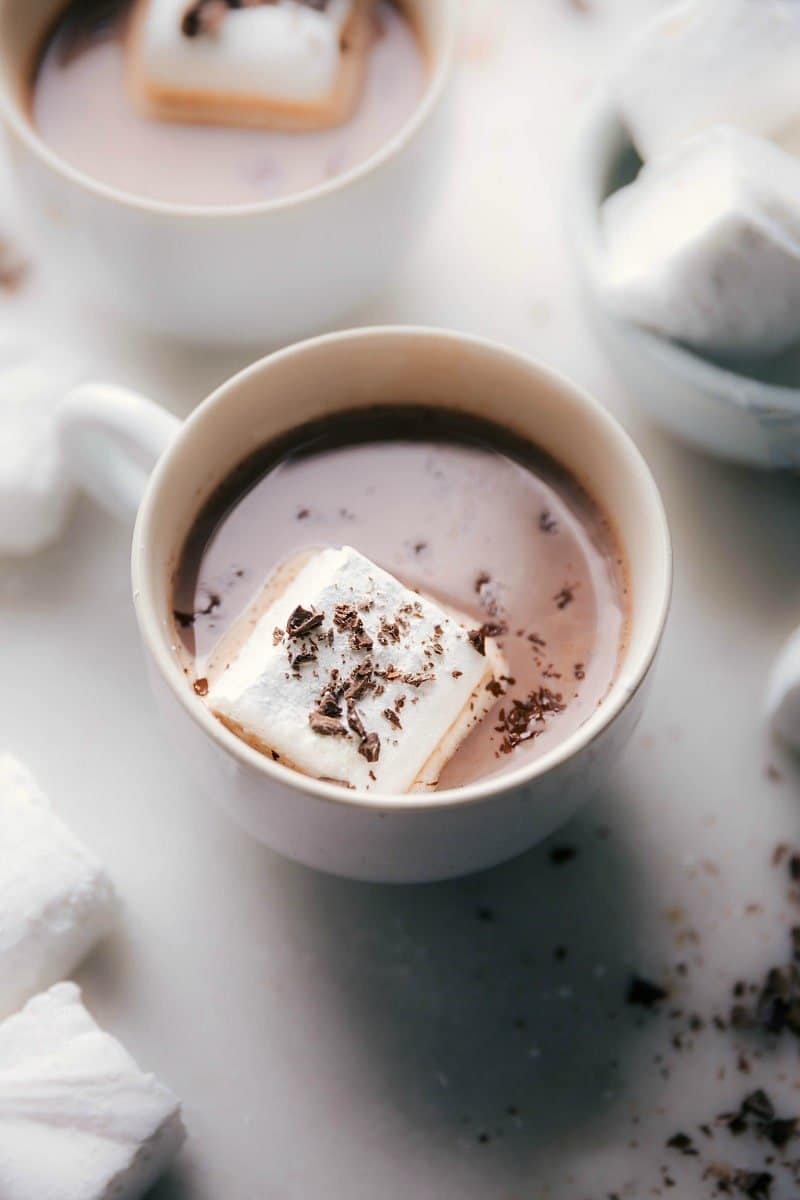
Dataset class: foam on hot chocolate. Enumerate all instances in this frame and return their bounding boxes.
[129,0,374,130]
[204,546,508,793]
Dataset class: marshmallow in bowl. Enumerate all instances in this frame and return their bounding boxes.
[600,127,800,359]
[0,983,185,1200]
[0,353,83,557]
[0,755,119,1020]
[205,546,507,793]
[766,626,800,752]
[129,0,374,130]
[610,0,800,161]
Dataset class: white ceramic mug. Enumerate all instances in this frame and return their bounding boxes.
[57,327,672,883]
[0,0,456,346]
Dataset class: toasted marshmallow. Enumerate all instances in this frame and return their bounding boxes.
[0,348,84,557]
[0,756,119,1020]
[610,0,800,161]
[204,546,507,793]
[600,127,800,358]
[766,626,800,753]
[0,983,185,1200]
[129,0,374,130]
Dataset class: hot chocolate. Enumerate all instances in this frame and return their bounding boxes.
[172,407,630,792]
[30,0,426,206]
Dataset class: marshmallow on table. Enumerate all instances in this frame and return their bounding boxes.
[129,0,374,130]
[766,626,800,753]
[0,983,185,1200]
[600,126,800,359]
[0,756,119,1020]
[610,0,800,161]
[0,352,82,557]
[205,546,507,793]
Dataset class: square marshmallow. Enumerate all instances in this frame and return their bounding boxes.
[206,546,506,793]
[130,0,372,129]
[0,983,185,1200]
[0,755,119,1019]
[600,126,800,358]
[610,0,800,161]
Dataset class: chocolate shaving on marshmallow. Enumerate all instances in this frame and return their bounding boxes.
[129,0,375,130]
[203,546,508,793]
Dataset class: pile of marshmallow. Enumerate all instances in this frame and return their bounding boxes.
[601,0,800,360]
[0,755,185,1198]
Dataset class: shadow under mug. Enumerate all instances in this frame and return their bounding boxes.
[0,0,457,346]
[57,327,672,883]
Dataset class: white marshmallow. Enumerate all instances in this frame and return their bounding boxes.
[132,0,368,128]
[600,126,800,358]
[610,0,800,161]
[766,626,800,752]
[0,346,83,557]
[0,756,119,1020]
[206,546,506,793]
[0,983,185,1200]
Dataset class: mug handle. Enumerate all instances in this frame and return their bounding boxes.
[57,383,182,521]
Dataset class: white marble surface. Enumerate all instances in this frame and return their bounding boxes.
[2,1,800,1196]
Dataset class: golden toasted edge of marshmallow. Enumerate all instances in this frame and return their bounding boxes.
[126,0,376,132]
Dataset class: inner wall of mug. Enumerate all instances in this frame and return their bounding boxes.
[138,331,669,719]
[0,0,453,199]
[0,0,62,111]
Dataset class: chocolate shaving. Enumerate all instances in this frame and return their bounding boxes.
[383,708,402,729]
[347,704,366,741]
[358,732,381,763]
[468,628,486,656]
[554,584,577,610]
[193,678,209,697]
[627,975,668,1009]
[333,603,359,631]
[404,671,434,688]
[350,627,373,653]
[308,711,346,737]
[496,687,565,752]
[286,605,325,639]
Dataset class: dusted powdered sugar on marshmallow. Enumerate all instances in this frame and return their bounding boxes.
[207,547,503,793]
[610,0,800,161]
[0,756,119,1019]
[0,983,185,1200]
[601,127,800,358]
[137,0,356,106]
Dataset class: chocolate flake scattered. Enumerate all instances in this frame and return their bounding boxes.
[554,583,577,610]
[667,1132,698,1156]
[574,662,585,680]
[286,605,325,639]
[548,844,578,865]
[496,687,565,752]
[350,626,374,653]
[296,508,310,520]
[627,975,668,1009]
[358,732,381,763]
[193,677,209,697]
[382,708,402,730]
[333,603,360,631]
[308,711,347,737]
[346,704,366,741]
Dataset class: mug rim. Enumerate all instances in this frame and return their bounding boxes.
[133,325,673,813]
[0,0,458,221]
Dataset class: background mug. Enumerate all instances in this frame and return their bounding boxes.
[0,0,456,346]
[57,327,672,883]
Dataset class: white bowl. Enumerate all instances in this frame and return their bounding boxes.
[567,98,800,470]
[0,0,457,347]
